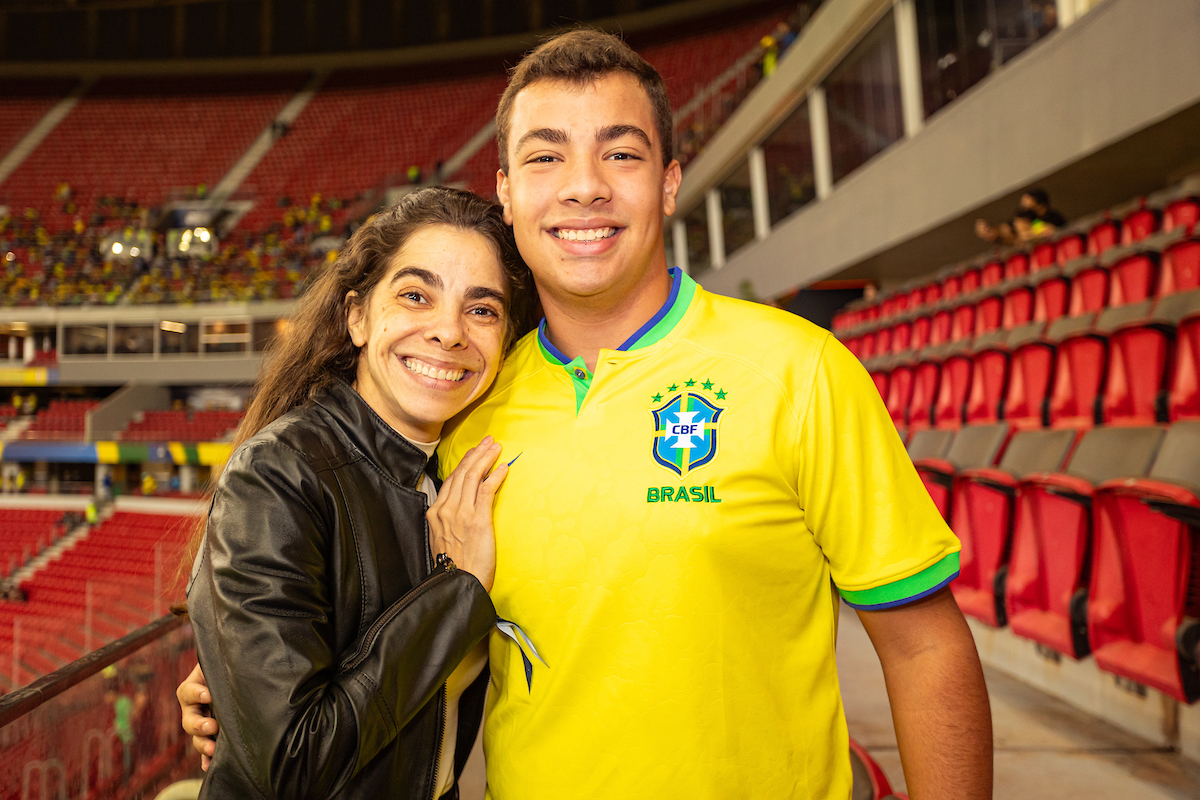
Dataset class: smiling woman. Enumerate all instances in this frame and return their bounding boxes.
[179,187,539,800]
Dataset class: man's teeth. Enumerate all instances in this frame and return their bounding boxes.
[403,358,465,382]
[553,227,617,242]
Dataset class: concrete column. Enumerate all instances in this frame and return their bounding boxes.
[706,189,725,270]
[894,0,925,137]
[95,464,113,499]
[7,336,17,360]
[179,465,198,494]
[748,146,771,240]
[807,86,833,200]
[672,218,689,275]
[22,336,33,364]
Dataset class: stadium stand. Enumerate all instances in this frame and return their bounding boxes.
[20,399,99,440]
[0,75,306,233]
[0,79,78,161]
[834,182,1200,703]
[0,510,193,691]
[120,409,243,442]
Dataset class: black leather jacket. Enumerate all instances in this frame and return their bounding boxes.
[187,380,497,800]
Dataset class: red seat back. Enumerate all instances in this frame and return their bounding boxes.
[890,319,912,354]
[1163,197,1199,232]
[1067,264,1110,317]
[950,303,975,343]
[1033,274,1070,322]
[1088,219,1121,256]
[1047,324,1106,431]
[1028,244,1053,273]
[1121,206,1160,245]
[1108,252,1159,307]
[908,357,942,431]
[1160,238,1200,296]
[911,315,931,351]
[981,259,1005,288]
[934,349,973,429]
[965,333,1010,425]
[1169,303,1200,422]
[975,294,1003,337]
[885,362,915,428]
[1001,285,1034,330]
[1004,323,1055,430]
[942,274,961,303]
[929,308,952,347]
[960,268,981,296]
[1055,233,1086,266]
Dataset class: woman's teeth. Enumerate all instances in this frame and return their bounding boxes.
[553,227,617,241]
[403,358,465,382]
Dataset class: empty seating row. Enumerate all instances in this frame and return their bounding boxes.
[119,408,244,442]
[875,289,1200,702]
[20,399,100,440]
[834,192,1200,332]
[844,225,1200,363]
[0,511,196,689]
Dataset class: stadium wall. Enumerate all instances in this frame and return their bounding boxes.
[683,0,1200,299]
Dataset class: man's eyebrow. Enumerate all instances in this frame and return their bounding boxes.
[597,124,652,149]
[515,127,569,153]
[388,266,443,290]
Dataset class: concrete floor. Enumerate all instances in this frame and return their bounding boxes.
[836,605,1200,800]
[457,608,1200,798]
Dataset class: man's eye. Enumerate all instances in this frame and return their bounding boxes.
[528,155,558,163]
[609,152,640,161]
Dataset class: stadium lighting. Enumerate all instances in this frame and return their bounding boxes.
[130,247,140,257]
[111,242,123,255]
[179,242,190,252]
[160,321,187,334]
[181,229,193,243]
[196,227,211,242]
[4,252,12,261]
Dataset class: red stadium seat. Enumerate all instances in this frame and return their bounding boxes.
[890,317,913,355]
[1032,268,1071,323]
[1005,425,1165,659]
[950,300,976,343]
[941,274,962,304]
[1089,421,1200,702]
[1028,244,1054,274]
[981,259,1006,288]
[960,267,982,296]
[1001,281,1035,330]
[1055,232,1087,266]
[1104,245,1160,308]
[885,358,916,431]
[1168,294,1200,422]
[1163,196,1199,233]
[913,423,1009,521]
[1065,257,1110,317]
[974,291,1004,337]
[1120,204,1161,246]
[951,428,1078,627]
[1159,231,1200,296]
[1101,294,1200,426]
[1043,313,1104,431]
[1088,217,1121,257]
[1002,322,1055,430]
[933,341,974,430]
[929,306,952,347]
[910,314,932,353]
[907,346,946,433]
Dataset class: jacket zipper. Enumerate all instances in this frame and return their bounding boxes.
[337,554,456,673]
[428,552,455,799]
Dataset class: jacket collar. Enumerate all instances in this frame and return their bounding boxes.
[314,379,432,490]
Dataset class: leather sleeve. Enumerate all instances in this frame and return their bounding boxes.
[193,441,497,798]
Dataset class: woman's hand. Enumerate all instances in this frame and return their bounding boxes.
[176,662,218,770]
[427,436,508,592]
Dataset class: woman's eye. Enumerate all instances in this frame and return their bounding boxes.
[401,291,426,303]
[470,306,500,318]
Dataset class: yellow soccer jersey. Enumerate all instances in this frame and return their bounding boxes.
[439,268,960,800]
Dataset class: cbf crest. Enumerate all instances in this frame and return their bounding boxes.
[649,379,727,478]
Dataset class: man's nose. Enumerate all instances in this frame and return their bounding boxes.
[558,157,611,207]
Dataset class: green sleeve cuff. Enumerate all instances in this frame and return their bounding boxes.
[838,552,960,610]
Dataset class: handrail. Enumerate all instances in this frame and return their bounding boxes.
[0,613,186,728]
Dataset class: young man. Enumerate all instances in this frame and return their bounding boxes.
[439,29,992,799]
[182,29,992,799]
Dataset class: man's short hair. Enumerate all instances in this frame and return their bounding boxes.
[495,28,674,173]
[1025,188,1050,208]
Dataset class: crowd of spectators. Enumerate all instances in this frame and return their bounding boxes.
[0,192,344,308]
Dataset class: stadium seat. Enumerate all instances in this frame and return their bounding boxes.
[1163,195,1200,233]
[1103,242,1160,307]
[1120,203,1161,246]
[982,259,1006,288]
[1055,231,1087,266]
[1000,321,1055,430]
[964,330,1011,426]
[1000,281,1035,330]
[1089,421,1200,702]
[1005,425,1165,659]
[910,313,932,352]
[1167,292,1200,421]
[1159,229,1200,296]
[907,345,947,432]
[883,357,916,431]
[890,317,913,355]
[1044,312,1104,430]
[1101,293,1200,426]
[913,423,1009,521]
[933,341,974,429]
[1031,268,1071,323]
[1028,244,1054,273]
[1064,256,1110,317]
[950,428,1078,627]
[929,306,952,347]
[1088,217,1121,257]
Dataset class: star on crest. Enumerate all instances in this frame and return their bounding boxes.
[667,383,678,392]
[716,389,727,400]
[652,393,663,403]
[701,379,714,391]
[685,379,696,387]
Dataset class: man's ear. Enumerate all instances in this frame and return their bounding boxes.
[497,170,513,225]
[346,291,367,347]
[661,159,682,218]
